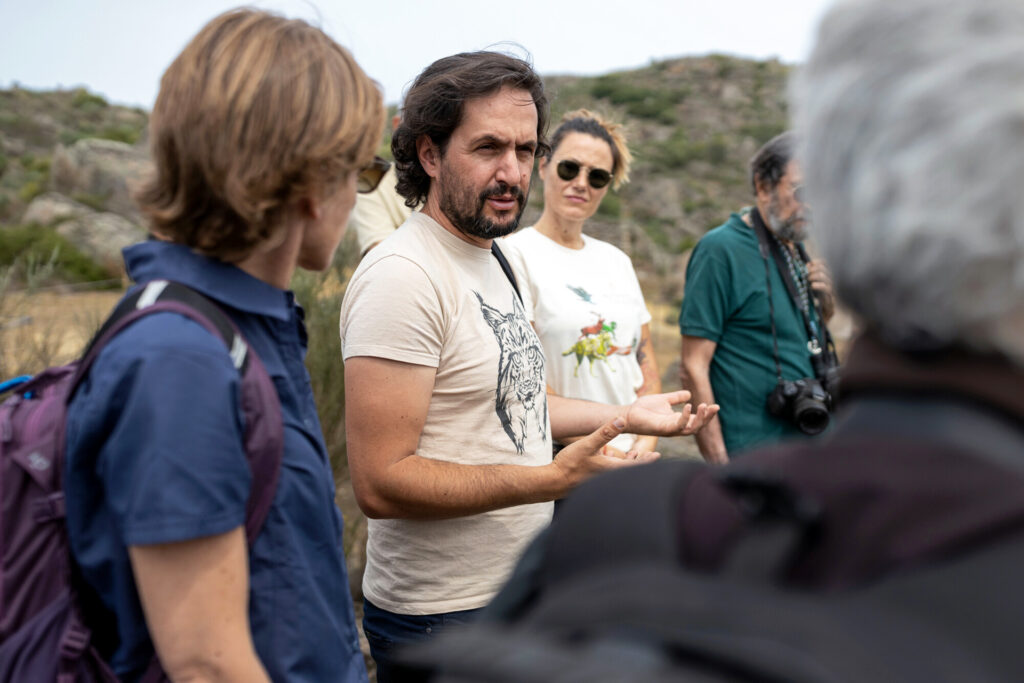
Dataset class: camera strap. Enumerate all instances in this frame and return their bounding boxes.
[490,241,523,305]
[749,208,838,381]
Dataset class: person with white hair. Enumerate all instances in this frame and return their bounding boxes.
[682,0,1024,593]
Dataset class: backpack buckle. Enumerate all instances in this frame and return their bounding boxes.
[59,622,90,658]
[32,492,66,522]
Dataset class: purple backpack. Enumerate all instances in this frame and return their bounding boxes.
[0,280,284,682]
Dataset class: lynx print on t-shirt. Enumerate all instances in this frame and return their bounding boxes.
[474,291,547,455]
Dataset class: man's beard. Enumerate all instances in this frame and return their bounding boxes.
[437,170,528,240]
[766,193,807,243]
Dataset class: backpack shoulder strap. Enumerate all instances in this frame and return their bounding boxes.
[70,280,283,544]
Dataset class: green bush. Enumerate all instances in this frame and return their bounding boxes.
[740,122,787,146]
[656,131,729,169]
[596,191,621,219]
[641,219,672,250]
[625,95,679,124]
[0,112,50,146]
[71,191,109,212]
[97,124,140,145]
[23,154,50,175]
[71,88,108,111]
[590,76,684,123]
[0,224,113,284]
[18,180,45,203]
[710,54,736,79]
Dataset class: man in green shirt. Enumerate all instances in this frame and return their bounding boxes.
[678,132,835,463]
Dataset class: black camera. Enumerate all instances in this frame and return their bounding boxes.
[767,376,835,435]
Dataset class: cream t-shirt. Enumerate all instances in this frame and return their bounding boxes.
[340,212,553,614]
[503,227,652,452]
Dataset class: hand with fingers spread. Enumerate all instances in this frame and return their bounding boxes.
[622,390,720,438]
[553,418,661,488]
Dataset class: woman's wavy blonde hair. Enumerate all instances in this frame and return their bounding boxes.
[547,109,632,190]
[136,9,385,261]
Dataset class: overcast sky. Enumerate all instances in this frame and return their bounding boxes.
[1,0,836,109]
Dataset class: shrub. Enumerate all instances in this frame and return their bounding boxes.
[71,88,108,111]
[596,192,621,219]
[71,192,108,212]
[740,122,787,146]
[0,224,114,284]
[656,131,729,169]
[18,180,45,203]
[97,124,140,145]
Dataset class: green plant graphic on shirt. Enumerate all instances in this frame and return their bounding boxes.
[563,316,632,376]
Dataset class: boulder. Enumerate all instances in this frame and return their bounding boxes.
[21,192,91,226]
[49,139,151,224]
[54,211,144,271]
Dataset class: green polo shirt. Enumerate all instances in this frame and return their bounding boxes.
[679,211,817,454]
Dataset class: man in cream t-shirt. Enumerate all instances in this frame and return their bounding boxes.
[343,210,553,615]
[340,51,716,682]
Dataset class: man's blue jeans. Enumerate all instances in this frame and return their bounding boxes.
[363,597,482,683]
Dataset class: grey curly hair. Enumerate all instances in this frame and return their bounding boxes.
[792,0,1024,363]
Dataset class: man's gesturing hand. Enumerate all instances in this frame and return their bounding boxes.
[623,390,719,437]
[553,418,660,489]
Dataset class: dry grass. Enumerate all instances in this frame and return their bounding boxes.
[0,289,123,378]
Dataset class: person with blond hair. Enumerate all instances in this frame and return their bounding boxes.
[63,9,385,682]
[503,110,661,457]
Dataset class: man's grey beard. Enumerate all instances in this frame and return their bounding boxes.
[767,196,807,243]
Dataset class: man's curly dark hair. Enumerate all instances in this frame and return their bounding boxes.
[392,51,550,209]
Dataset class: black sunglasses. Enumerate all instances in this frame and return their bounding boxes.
[556,159,612,190]
[357,156,391,194]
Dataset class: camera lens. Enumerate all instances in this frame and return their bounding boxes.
[794,398,830,434]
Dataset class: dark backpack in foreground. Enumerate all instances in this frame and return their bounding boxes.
[0,281,284,682]
[404,410,1024,682]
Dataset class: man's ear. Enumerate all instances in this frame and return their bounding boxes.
[297,194,321,221]
[417,135,441,179]
[537,155,549,177]
[753,177,772,206]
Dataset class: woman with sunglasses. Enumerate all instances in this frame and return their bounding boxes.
[63,10,385,682]
[504,109,661,458]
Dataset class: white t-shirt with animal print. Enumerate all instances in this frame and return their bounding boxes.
[503,226,652,452]
[340,211,552,615]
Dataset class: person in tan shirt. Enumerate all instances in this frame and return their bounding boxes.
[340,51,717,682]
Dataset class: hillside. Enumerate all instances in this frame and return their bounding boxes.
[0,53,790,300]
[536,54,791,301]
[0,87,148,222]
